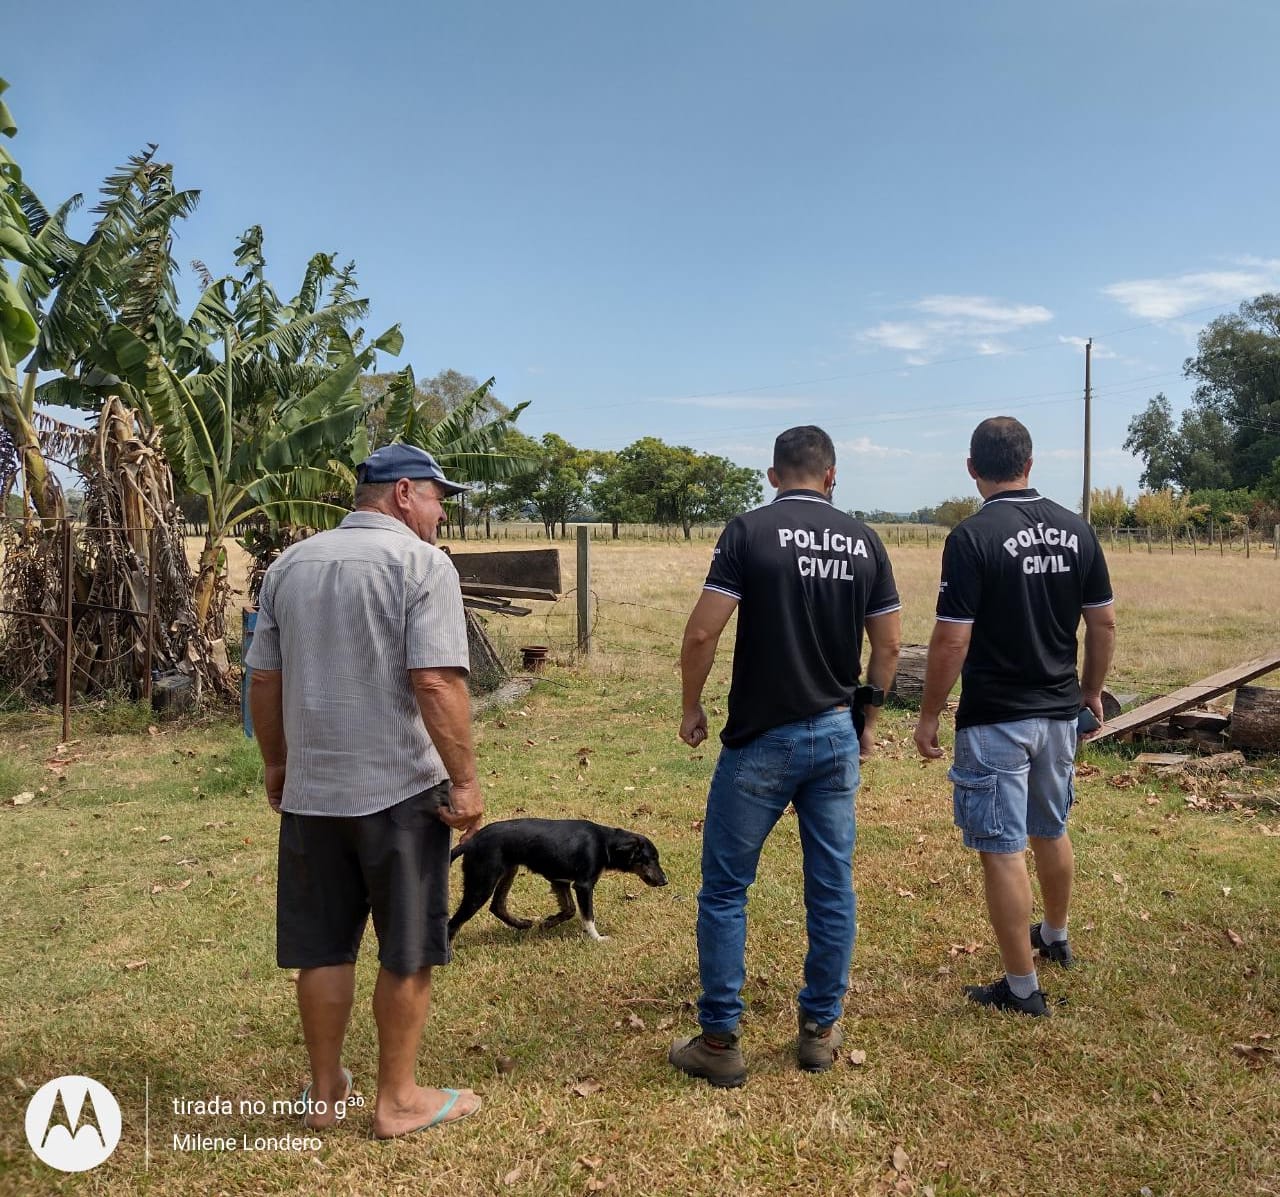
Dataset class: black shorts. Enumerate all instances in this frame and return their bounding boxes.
[276,783,452,975]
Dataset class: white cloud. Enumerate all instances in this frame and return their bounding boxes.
[1102,259,1280,319]
[859,294,1053,362]
[915,295,1053,329]
[863,321,933,353]
[834,435,912,459]
[1058,335,1117,359]
[662,395,812,411]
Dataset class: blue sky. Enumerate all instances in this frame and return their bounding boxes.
[10,1,1279,512]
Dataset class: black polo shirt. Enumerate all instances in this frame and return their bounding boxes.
[704,489,900,747]
[935,489,1113,729]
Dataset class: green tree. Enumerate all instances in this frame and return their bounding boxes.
[1133,488,1202,536]
[587,449,643,539]
[1088,486,1130,533]
[935,495,982,528]
[1124,296,1280,492]
[613,437,762,539]
[493,431,592,538]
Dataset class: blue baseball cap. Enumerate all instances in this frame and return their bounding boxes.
[355,443,468,495]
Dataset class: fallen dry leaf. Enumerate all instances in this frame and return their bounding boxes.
[6,792,35,807]
[571,1079,603,1098]
[124,960,148,971]
[1112,873,1125,885]
[496,1056,516,1075]
[502,1165,523,1186]
[625,1012,645,1032]
[891,1144,911,1174]
[158,835,173,843]
[150,883,164,895]
[1108,773,1137,789]
[576,1155,603,1171]
[1231,1040,1277,1069]
[173,879,192,891]
[1225,928,1245,948]
[895,887,916,899]
[847,1049,868,1066]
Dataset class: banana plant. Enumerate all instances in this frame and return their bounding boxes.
[100,313,401,635]
[0,77,79,521]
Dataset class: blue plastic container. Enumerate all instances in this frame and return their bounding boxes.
[241,606,257,738]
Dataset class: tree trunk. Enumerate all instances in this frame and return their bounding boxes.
[611,519,619,540]
[682,518,692,540]
[192,535,222,636]
[1230,686,1280,751]
[0,367,66,523]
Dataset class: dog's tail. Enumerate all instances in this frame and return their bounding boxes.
[449,841,471,862]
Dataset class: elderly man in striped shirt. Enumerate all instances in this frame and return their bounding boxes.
[248,443,485,1139]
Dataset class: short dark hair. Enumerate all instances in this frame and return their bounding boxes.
[773,426,835,478]
[969,417,1032,482]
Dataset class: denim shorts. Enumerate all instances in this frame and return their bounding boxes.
[950,718,1077,854]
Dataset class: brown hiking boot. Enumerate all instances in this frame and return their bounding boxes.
[668,1030,747,1088]
[796,1009,844,1072]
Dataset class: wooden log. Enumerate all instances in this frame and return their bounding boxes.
[887,644,928,708]
[1170,710,1231,733]
[1230,686,1280,751]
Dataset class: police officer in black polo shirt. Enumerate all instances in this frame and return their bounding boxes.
[668,426,901,1086]
[914,417,1116,1016]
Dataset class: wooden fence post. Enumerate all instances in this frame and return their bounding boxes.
[1245,524,1251,559]
[576,525,591,656]
[1273,523,1279,560]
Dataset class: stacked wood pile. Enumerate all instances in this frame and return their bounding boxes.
[1092,652,1280,754]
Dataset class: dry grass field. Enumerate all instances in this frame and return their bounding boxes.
[1,536,1277,1196]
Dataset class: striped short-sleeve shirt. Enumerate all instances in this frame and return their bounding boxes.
[244,511,470,816]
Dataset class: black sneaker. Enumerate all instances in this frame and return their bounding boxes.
[964,976,1049,1017]
[1031,922,1075,967]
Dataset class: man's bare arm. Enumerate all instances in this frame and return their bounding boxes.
[913,620,972,760]
[410,666,484,839]
[248,669,287,812]
[1080,602,1117,729]
[859,610,902,758]
[679,590,739,747]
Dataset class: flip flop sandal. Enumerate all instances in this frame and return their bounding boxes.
[371,1088,482,1139]
[298,1066,353,1127]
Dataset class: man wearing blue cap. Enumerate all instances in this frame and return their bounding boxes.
[247,442,485,1138]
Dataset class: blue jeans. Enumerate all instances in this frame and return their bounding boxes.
[696,708,860,1035]
[950,718,1077,854]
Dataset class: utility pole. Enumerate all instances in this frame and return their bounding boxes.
[1081,337,1093,522]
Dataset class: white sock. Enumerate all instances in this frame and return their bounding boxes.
[1006,969,1040,999]
[1040,921,1068,944]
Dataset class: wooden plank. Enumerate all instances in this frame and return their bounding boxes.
[447,548,562,593]
[462,596,532,616]
[1093,651,1280,743]
[459,582,559,601]
[1134,752,1190,766]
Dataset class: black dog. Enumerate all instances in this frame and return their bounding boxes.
[448,818,668,942]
